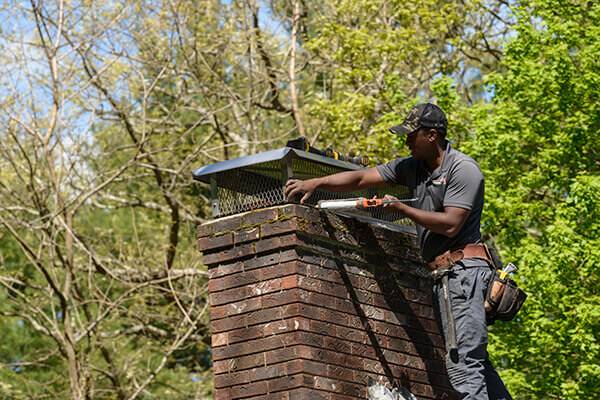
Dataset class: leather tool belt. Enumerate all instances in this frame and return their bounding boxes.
[427,243,491,272]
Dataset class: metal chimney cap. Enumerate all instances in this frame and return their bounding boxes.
[192,147,363,183]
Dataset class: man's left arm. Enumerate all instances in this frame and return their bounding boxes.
[386,161,483,238]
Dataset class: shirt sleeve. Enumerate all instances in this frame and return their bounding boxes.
[443,160,484,210]
[376,157,413,187]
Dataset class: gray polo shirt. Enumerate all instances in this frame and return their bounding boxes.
[376,142,484,262]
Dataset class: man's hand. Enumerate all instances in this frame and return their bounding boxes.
[284,179,319,204]
[381,194,400,212]
[284,168,386,205]
[355,195,403,210]
[357,194,403,212]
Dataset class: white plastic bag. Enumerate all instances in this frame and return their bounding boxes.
[367,383,417,400]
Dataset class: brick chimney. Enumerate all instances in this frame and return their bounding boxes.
[198,204,455,400]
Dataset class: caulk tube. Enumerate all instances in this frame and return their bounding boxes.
[317,197,419,210]
[316,199,360,210]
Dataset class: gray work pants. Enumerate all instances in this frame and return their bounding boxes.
[432,259,512,400]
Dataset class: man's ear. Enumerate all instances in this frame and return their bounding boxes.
[427,128,438,142]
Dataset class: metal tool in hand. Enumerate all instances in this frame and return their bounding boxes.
[317,197,418,210]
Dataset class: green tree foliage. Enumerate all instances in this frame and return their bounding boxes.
[0,1,213,398]
[464,1,600,398]
[304,0,509,163]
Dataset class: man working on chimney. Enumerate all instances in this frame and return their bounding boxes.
[284,103,512,400]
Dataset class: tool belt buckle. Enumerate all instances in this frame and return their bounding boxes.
[429,250,460,279]
[431,268,448,280]
[430,253,456,280]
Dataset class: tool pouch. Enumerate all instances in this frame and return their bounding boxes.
[484,270,527,325]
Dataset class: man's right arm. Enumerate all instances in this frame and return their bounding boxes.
[284,168,387,204]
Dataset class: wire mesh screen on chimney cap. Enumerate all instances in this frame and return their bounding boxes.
[192,147,415,229]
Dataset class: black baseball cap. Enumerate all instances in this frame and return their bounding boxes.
[389,103,447,135]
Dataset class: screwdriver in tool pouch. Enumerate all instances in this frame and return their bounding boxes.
[499,263,517,279]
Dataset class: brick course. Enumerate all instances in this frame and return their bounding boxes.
[199,204,456,399]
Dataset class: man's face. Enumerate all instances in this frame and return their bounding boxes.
[405,127,434,159]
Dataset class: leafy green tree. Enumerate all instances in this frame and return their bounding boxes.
[0,1,212,398]
[303,0,510,162]
[464,1,600,398]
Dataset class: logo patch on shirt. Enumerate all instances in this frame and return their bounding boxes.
[432,175,447,186]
